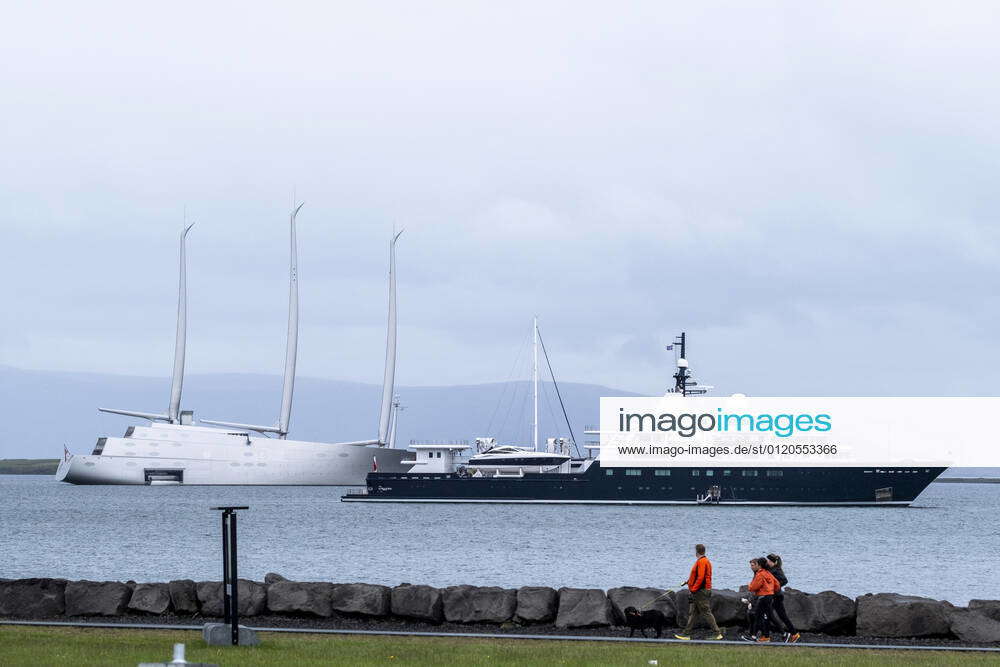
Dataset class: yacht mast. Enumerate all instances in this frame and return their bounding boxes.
[377,229,403,446]
[532,316,538,451]
[277,203,303,438]
[201,203,304,436]
[100,221,194,424]
[167,222,194,423]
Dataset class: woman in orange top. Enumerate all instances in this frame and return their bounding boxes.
[743,557,779,642]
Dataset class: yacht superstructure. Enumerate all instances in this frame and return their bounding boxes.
[56,210,410,485]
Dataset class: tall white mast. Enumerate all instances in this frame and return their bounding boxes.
[167,222,195,423]
[377,229,404,446]
[101,222,195,423]
[532,316,538,451]
[201,203,303,437]
[277,203,303,438]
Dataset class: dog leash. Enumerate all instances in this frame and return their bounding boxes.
[637,588,680,611]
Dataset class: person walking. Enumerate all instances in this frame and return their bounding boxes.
[742,557,779,642]
[674,543,723,640]
[765,553,800,643]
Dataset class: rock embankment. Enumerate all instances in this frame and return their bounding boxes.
[1,577,998,644]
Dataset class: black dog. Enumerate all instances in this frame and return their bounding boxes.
[623,606,666,638]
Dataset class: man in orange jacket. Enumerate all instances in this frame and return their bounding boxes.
[674,543,723,640]
[743,557,780,642]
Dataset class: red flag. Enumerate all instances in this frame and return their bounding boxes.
[372,456,378,472]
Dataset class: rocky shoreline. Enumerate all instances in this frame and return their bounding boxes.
[2,576,999,647]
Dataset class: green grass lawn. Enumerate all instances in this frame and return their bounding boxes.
[0,626,995,666]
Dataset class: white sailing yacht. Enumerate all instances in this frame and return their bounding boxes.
[56,209,410,485]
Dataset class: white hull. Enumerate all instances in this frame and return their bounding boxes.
[56,423,409,486]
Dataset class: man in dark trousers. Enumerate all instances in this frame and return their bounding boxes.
[675,543,723,640]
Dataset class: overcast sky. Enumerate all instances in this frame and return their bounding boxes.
[2,1,998,397]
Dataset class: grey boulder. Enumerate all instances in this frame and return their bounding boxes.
[856,593,953,638]
[969,600,1000,623]
[330,583,391,617]
[783,589,856,635]
[127,583,171,615]
[168,580,199,615]
[949,608,1000,643]
[555,588,613,628]
[267,581,334,617]
[0,578,67,617]
[264,572,288,585]
[391,584,443,623]
[515,587,558,624]
[196,580,267,617]
[674,588,745,628]
[65,581,131,617]
[442,585,517,624]
[607,587,675,625]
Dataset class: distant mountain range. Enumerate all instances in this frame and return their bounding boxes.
[0,365,638,459]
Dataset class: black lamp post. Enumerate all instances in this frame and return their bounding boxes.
[210,506,248,646]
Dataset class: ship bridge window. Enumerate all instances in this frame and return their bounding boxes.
[767,470,784,478]
[691,470,700,477]
[606,469,614,476]
[706,470,714,477]
[654,470,670,476]
[723,470,732,476]
[625,469,642,476]
[742,470,758,477]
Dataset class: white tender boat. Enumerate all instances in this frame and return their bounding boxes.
[468,445,571,472]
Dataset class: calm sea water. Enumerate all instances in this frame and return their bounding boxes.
[2,476,998,605]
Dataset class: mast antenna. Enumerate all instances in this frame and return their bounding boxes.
[532,316,538,452]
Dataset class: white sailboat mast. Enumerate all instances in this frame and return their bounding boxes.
[201,203,303,437]
[277,203,303,438]
[377,229,403,446]
[100,221,194,424]
[167,222,195,424]
[532,316,538,452]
